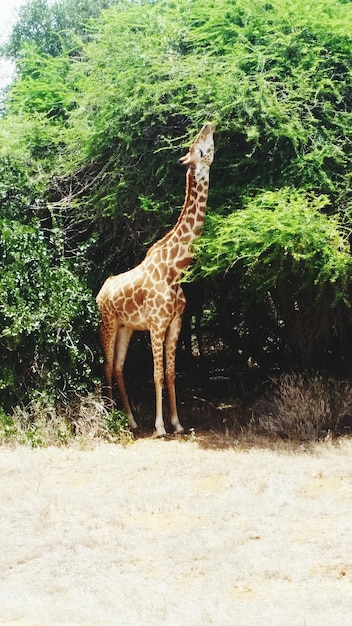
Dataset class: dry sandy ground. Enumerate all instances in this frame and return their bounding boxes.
[1,434,352,625]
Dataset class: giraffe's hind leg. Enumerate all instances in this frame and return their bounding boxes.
[114,327,138,430]
[99,320,137,429]
[98,318,117,410]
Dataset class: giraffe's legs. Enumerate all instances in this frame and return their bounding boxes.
[150,327,167,437]
[165,315,184,434]
[114,327,137,430]
[99,319,117,410]
[99,321,137,429]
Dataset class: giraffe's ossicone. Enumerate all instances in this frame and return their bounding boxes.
[96,123,215,436]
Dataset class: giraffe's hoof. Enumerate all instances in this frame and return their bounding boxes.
[174,425,185,435]
[154,428,167,438]
[129,426,140,439]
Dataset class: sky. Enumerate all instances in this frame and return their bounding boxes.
[0,0,25,44]
[0,0,26,89]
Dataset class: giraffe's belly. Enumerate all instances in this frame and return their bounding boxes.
[116,292,178,331]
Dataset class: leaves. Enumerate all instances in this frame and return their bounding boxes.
[195,189,352,297]
[0,218,99,409]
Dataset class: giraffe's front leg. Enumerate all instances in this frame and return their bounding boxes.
[150,328,167,437]
[165,314,184,434]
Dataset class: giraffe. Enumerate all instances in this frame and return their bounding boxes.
[96,122,215,436]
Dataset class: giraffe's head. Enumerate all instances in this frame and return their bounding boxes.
[179,123,215,170]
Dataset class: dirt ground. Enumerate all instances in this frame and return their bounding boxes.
[1,433,352,625]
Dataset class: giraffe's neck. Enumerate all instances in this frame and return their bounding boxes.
[172,162,210,247]
[144,162,210,283]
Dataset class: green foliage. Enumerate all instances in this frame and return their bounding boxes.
[0,218,99,411]
[9,45,73,117]
[193,188,352,366]
[0,157,37,221]
[58,0,352,278]
[0,408,18,443]
[64,0,352,199]
[3,0,120,58]
[104,409,134,444]
[0,44,76,185]
[2,0,352,239]
[0,0,120,184]
[195,189,352,303]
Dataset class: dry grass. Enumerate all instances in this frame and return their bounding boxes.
[1,433,352,625]
[1,394,133,448]
[250,373,352,440]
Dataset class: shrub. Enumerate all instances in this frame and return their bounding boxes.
[251,373,352,441]
[0,218,99,411]
[0,394,134,447]
[0,408,18,443]
[192,188,352,368]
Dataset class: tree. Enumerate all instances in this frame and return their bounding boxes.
[3,0,119,58]
[0,217,99,411]
[191,189,352,369]
[1,0,352,414]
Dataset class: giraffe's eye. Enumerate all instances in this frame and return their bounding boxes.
[198,148,204,158]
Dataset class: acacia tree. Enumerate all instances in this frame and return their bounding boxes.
[192,189,352,370]
[61,0,352,369]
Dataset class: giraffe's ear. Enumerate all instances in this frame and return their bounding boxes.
[179,151,191,165]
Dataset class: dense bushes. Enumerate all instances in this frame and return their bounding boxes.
[0,217,98,410]
[1,0,352,424]
[192,188,352,367]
